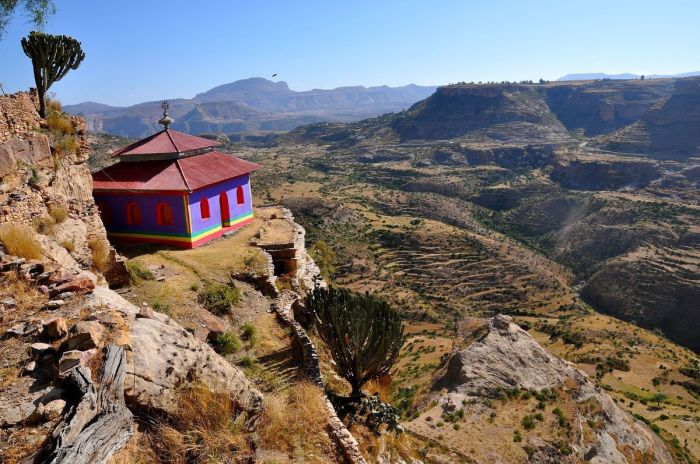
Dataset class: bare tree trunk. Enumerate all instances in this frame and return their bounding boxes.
[43,344,133,464]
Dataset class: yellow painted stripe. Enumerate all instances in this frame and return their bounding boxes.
[222,211,254,227]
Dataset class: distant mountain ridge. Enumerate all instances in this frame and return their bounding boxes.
[559,71,700,81]
[64,78,437,138]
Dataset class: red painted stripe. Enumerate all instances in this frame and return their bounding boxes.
[109,216,255,249]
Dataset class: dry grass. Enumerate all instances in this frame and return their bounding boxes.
[350,423,418,463]
[0,223,42,259]
[48,204,68,223]
[0,365,21,389]
[54,135,78,157]
[88,236,111,273]
[46,98,62,113]
[109,432,156,464]
[258,382,334,461]
[32,215,56,235]
[46,112,74,136]
[60,238,75,253]
[150,384,254,464]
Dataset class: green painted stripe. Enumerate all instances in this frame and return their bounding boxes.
[223,211,254,227]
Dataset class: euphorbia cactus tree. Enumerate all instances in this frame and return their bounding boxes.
[307,286,404,399]
[21,31,85,118]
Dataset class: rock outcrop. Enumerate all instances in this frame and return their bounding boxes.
[0,90,127,284]
[439,315,674,464]
[82,287,264,423]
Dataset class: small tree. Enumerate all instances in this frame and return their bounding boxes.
[0,0,55,39]
[21,31,85,118]
[651,392,667,407]
[307,286,404,399]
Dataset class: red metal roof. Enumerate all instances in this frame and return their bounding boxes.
[112,129,219,157]
[93,151,261,192]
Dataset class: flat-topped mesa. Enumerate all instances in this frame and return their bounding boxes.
[92,103,261,248]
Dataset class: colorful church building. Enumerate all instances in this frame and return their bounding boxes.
[92,102,260,248]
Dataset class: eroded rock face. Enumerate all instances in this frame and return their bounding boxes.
[442,315,585,393]
[125,310,263,424]
[77,288,264,423]
[439,315,674,464]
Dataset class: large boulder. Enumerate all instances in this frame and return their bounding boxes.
[441,315,585,393]
[125,312,263,424]
[79,289,263,424]
[438,315,674,464]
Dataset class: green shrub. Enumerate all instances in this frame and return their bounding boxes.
[513,430,522,442]
[241,322,258,345]
[151,301,173,317]
[213,331,241,355]
[198,282,241,315]
[238,354,256,368]
[522,415,535,430]
[127,261,154,282]
[27,165,41,186]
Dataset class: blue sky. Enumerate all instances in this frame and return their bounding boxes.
[1,0,698,106]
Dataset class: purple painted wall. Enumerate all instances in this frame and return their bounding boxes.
[93,192,188,236]
[188,174,253,235]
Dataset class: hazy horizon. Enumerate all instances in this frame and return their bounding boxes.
[1,0,699,106]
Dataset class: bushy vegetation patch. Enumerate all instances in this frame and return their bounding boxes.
[197,282,241,315]
[127,261,155,282]
[212,331,241,355]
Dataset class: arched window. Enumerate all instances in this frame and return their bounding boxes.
[200,197,210,220]
[126,202,142,225]
[156,202,174,226]
[236,185,245,205]
[219,191,230,222]
[96,202,111,225]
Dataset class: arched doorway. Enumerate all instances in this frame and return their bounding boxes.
[126,202,142,225]
[156,202,174,225]
[219,191,230,224]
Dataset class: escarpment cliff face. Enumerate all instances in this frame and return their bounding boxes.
[0,91,264,462]
[599,77,700,160]
[391,84,571,143]
[542,79,675,136]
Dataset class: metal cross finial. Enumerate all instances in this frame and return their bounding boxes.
[158,100,174,130]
